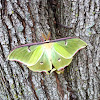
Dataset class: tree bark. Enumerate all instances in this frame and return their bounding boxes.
[0,0,99,100]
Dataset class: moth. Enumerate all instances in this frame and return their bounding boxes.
[8,33,87,74]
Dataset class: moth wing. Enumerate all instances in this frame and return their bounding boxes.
[28,51,52,73]
[53,38,87,59]
[51,47,72,71]
[8,45,44,66]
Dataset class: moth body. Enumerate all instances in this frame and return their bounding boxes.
[43,42,53,63]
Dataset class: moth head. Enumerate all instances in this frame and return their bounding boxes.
[41,32,51,42]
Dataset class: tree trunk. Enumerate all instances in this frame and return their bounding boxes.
[0,0,99,100]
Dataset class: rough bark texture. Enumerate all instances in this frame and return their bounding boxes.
[0,0,100,100]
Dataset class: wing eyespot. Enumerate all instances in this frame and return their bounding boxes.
[27,46,31,52]
[65,41,67,46]
[40,62,43,65]
[58,58,61,62]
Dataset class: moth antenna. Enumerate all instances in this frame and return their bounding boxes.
[42,33,47,41]
[40,36,44,42]
[47,32,51,40]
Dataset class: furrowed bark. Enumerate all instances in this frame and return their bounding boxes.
[0,0,99,100]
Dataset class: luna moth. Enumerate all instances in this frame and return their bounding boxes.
[8,33,87,74]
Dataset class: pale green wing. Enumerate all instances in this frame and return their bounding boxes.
[51,47,72,71]
[8,45,44,66]
[28,51,52,73]
[8,38,87,74]
[53,38,87,59]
